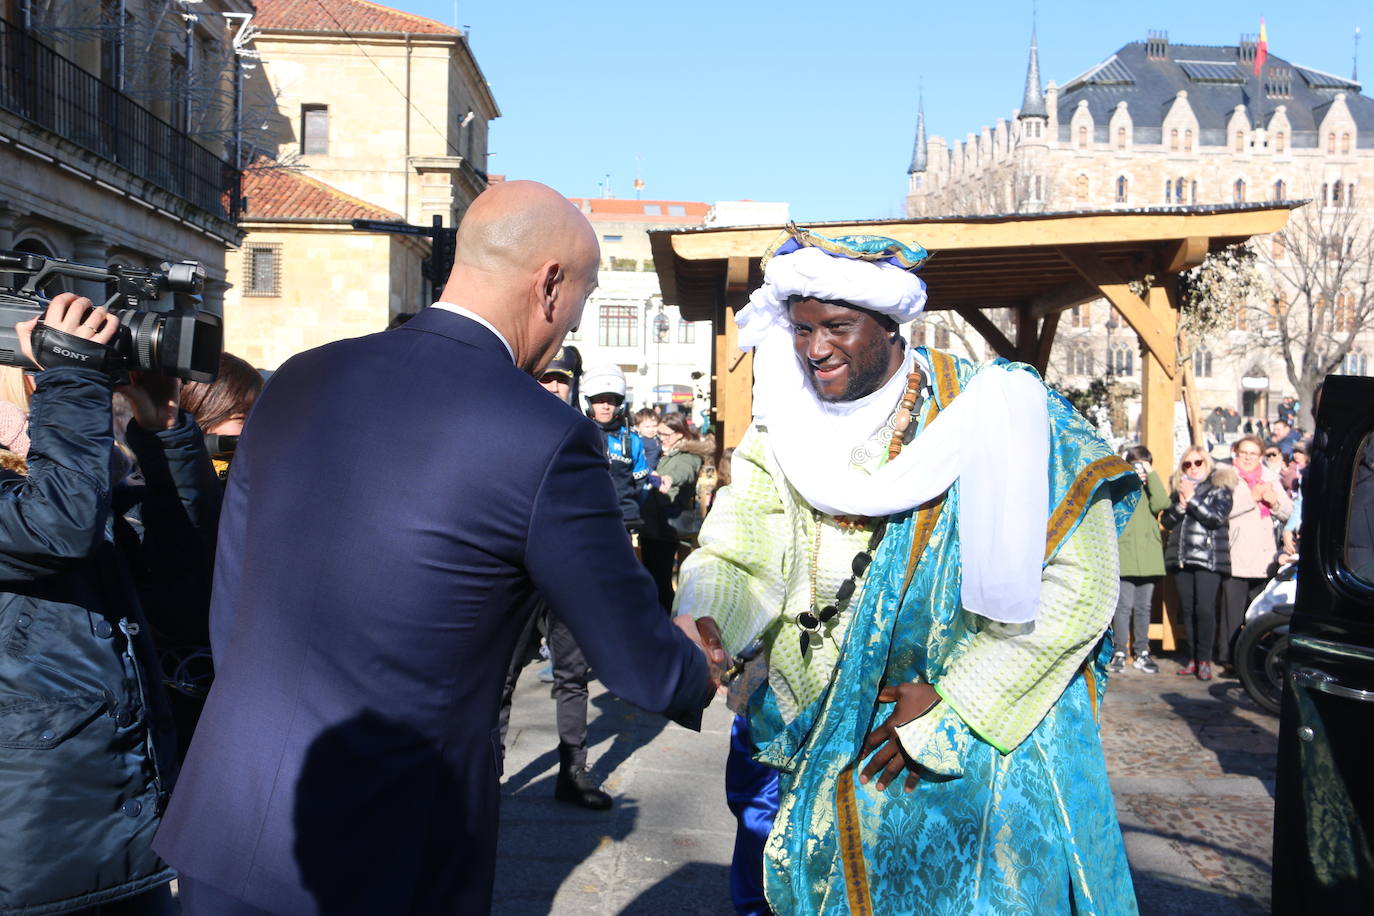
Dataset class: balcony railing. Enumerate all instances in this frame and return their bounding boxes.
[0,17,239,222]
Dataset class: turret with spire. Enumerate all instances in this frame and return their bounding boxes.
[1019,24,1048,119]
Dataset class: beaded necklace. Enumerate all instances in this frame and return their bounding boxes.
[795,368,925,655]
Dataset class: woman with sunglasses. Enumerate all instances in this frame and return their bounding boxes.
[1220,435,1293,673]
[1162,447,1236,680]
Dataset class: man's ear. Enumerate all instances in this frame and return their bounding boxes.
[538,262,563,320]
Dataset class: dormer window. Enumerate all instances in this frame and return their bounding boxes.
[1184,129,1194,152]
[1234,131,1245,152]
[1117,127,1127,149]
[1170,128,1179,151]
[1275,132,1286,153]
[1078,126,1088,149]
[1342,133,1351,154]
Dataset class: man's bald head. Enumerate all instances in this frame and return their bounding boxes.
[454,180,597,275]
[439,181,600,376]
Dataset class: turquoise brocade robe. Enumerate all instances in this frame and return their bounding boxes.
[740,352,1140,915]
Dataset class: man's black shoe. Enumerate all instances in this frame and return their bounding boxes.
[555,766,612,810]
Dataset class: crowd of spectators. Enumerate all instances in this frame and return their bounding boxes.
[1117,398,1313,683]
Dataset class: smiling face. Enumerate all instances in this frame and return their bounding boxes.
[1234,439,1263,472]
[788,297,903,403]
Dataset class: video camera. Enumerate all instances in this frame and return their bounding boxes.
[0,249,222,382]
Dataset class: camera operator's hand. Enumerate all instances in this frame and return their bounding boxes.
[16,294,119,367]
[118,372,182,432]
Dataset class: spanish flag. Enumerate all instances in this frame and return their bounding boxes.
[1255,19,1268,76]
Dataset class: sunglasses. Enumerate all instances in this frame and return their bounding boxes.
[1182,460,1206,470]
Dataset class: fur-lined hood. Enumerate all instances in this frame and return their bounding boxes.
[0,448,25,475]
[1210,465,1239,490]
[674,437,715,459]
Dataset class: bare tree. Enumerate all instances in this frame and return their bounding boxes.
[1248,202,1374,410]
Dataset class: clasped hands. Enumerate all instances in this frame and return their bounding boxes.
[672,614,938,790]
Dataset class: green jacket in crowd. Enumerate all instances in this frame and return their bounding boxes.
[1118,469,1171,577]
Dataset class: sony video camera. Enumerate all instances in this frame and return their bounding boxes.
[0,249,221,382]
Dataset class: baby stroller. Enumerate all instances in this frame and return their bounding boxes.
[1234,561,1297,714]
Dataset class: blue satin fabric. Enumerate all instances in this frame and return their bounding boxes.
[726,715,780,916]
[744,353,1139,915]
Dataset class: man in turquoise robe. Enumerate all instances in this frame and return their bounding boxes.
[678,228,1140,915]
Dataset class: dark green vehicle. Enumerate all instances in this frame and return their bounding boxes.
[1273,374,1374,912]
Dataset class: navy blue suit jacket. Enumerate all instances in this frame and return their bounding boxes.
[153,309,707,914]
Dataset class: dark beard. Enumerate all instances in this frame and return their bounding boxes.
[807,347,899,403]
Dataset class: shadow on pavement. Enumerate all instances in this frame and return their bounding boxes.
[613,861,734,914]
[1158,689,1278,781]
[1131,868,1267,916]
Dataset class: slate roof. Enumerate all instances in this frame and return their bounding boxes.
[1055,40,1374,140]
[252,0,460,35]
[241,166,402,222]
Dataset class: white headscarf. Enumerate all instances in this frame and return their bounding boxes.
[736,245,1050,624]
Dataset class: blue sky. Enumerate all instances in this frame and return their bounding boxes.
[395,0,1366,221]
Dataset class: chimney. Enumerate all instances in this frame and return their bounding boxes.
[1146,30,1169,60]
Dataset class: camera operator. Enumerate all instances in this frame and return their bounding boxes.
[1,293,219,915]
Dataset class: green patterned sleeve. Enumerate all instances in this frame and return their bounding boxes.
[895,497,1118,762]
[673,426,789,657]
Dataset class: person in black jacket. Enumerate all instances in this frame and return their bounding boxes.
[1,294,220,914]
[1162,446,1236,682]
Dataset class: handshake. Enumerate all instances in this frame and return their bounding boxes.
[672,614,729,696]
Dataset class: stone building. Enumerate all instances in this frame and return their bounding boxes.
[562,197,715,414]
[223,0,498,367]
[1,0,245,312]
[906,29,1374,428]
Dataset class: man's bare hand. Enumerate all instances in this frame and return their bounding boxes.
[17,293,119,367]
[859,681,940,793]
[674,614,728,691]
[118,372,182,431]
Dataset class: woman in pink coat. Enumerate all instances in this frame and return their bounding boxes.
[1220,435,1292,671]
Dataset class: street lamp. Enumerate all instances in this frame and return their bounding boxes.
[653,309,670,408]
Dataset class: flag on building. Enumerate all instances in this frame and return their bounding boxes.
[1255,19,1268,76]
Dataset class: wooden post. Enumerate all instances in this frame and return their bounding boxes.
[715,257,754,450]
[1141,279,1182,651]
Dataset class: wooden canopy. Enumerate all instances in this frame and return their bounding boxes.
[649,202,1297,465]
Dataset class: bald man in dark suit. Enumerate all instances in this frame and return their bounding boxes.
[154,181,714,915]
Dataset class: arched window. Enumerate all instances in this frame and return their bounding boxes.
[1193,347,1213,378]
[1273,179,1286,200]
[1170,128,1179,151]
[1345,349,1369,376]
[1164,180,1173,203]
[1341,132,1351,154]
[1333,180,1344,206]
[1109,341,1135,376]
[1176,177,1186,202]
[1076,174,1089,199]
[1070,304,1091,327]
[1275,131,1286,153]
[1078,126,1088,149]
[1334,291,1355,332]
[1070,346,1093,376]
[1184,129,1194,151]
[1328,133,1336,153]
[1115,175,1129,203]
[1117,127,1127,149]
[1233,178,1246,203]
[1235,131,1245,152]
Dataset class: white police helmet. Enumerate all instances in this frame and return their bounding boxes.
[582,365,627,404]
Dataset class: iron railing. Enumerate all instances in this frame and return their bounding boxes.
[0,17,239,222]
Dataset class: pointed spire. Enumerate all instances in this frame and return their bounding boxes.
[908,91,928,174]
[1019,22,1048,118]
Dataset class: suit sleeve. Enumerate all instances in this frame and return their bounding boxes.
[0,368,112,582]
[525,419,708,730]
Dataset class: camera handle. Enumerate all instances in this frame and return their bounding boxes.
[28,323,122,375]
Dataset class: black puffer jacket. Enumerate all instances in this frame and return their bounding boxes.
[0,368,219,914]
[1162,466,1237,574]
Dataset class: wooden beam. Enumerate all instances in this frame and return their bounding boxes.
[1034,310,1061,374]
[1014,305,1038,364]
[1139,281,1179,466]
[717,260,754,450]
[1057,246,1177,378]
[667,206,1296,262]
[954,306,1017,360]
[1029,279,1102,318]
[1162,236,1209,274]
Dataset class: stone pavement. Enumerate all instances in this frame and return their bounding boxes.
[493,651,1278,915]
